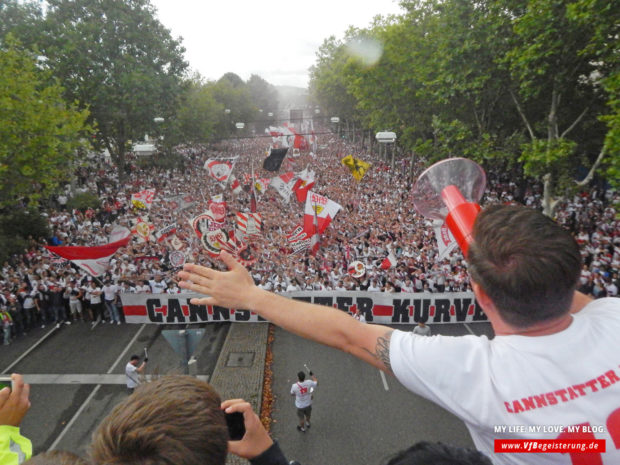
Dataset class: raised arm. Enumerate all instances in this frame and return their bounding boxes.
[178,252,395,374]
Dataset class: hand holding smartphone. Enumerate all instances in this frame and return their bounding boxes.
[0,375,12,391]
[221,399,273,460]
[0,374,30,427]
[225,411,246,440]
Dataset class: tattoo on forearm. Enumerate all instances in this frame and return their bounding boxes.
[374,330,393,374]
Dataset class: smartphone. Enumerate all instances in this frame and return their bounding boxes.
[0,375,12,391]
[225,411,246,440]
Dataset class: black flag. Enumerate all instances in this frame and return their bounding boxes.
[262,148,288,172]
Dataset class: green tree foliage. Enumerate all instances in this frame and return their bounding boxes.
[175,75,223,144]
[0,208,50,264]
[247,74,278,116]
[0,0,43,43]
[0,37,90,208]
[308,0,617,212]
[567,0,620,189]
[210,74,258,139]
[38,0,188,181]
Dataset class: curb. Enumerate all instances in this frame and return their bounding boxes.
[209,323,270,465]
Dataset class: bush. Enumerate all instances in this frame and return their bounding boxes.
[66,191,101,211]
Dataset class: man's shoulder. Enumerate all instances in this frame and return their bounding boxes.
[577,297,620,319]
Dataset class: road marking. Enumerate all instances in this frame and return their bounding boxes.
[2,326,59,374]
[379,370,389,391]
[464,323,476,335]
[49,323,146,451]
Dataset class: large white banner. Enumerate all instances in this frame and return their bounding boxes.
[120,291,487,325]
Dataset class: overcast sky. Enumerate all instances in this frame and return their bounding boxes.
[149,0,404,89]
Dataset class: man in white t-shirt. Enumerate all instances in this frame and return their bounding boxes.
[125,354,147,394]
[290,371,317,433]
[412,321,431,336]
[179,204,620,464]
[149,275,167,294]
[102,280,121,324]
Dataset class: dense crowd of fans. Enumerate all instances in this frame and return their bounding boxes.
[0,129,618,344]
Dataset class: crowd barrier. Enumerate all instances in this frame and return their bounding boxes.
[120,291,488,325]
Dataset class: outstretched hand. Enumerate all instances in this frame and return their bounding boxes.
[0,374,31,427]
[177,251,259,310]
[221,398,273,460]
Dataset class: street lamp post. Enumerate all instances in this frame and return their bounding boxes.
[330,116,340,137]
[153,117,165,155]
[376,131,397,171]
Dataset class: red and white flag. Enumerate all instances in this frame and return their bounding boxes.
[154,223,177,243]
[309,207,320,256]
[293,167,315,202]
[286,225,311,255]
[131,189,156,210]
[204,157,237,183]
[44,227,131,277]
[207,195,227,222]
[270,172,298,202]
[266,125,294,148]
[303,191,342,235]
[380,251,397,270]
[236,212,262,238]
[230,175,242,195]
[255,177,270,194]
[131,217,155,242]
[293,133,309,151]
[433,220,458,259]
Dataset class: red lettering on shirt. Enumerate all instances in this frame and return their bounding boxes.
[585,379,599,393]
[504,367,620,414]
[597,374,611,389]
[554,389,569,402]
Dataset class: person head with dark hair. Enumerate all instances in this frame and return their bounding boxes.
[467,204,582,329]
[129,354,140,362]
[384,441,492,465]
[90,375,228,465]
[25,450,89,465]
[297,371,305,382]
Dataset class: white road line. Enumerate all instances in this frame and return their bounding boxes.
[2,326,59,374]
[48,384,102,451]
[107,324,147,374]
[49,323,147,451]
[379,370,389,391]
[464,323,476,335]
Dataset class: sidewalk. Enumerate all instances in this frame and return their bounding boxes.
[209,323,270,465]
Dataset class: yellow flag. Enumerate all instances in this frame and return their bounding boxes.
[341,154,371,181]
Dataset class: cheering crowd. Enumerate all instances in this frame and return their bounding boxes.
[0,128,618,343]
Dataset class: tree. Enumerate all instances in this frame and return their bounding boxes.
[0,37,90,208]
[496,0,611,214]
[0,0,43,44]
[567,0,620,190]
[39,0,188,181]
[210,75,257,139]
[176,75,224,144]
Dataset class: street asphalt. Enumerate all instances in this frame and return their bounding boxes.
[0,318,493,464]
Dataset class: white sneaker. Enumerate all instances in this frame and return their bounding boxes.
[41,325,46,329]
[65,321,71,325]
[56,323,60,329]
[116,321,121,325]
